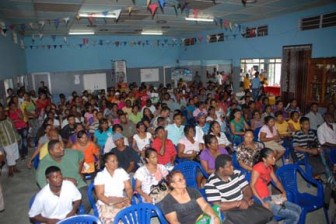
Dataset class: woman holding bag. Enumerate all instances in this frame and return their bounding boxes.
[250,148,301,224]
[134,148,169,203]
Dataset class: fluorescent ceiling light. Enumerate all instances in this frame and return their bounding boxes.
[185,17,214,22]
[141,31,163,35]
[69,30,95,35]
[78,13,117,18]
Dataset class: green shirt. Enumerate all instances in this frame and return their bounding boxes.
[36,149,86,189]
[0,118,19,147]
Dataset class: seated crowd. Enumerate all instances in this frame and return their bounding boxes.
[0,78,335,224]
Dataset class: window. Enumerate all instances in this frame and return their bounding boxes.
[240,58,282,86]
[300,11,336,30]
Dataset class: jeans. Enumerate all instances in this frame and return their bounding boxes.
[264,197,301,224]
[17,128,28,157]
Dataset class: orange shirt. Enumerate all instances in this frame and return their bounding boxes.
[72,141,99,173]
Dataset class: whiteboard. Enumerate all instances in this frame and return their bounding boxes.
[140,68,159,82]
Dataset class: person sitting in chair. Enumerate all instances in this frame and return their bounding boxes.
[205,154,274,224]
[29,166,81,224]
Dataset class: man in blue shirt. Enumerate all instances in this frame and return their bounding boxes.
[251,72,261,101]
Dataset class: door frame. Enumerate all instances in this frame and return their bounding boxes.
[32,72,52,94]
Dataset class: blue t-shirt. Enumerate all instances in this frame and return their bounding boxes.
[94,127,113,151]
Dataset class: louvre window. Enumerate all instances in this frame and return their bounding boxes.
[322,12,336,28]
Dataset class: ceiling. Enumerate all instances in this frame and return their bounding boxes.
[0,0,334,37]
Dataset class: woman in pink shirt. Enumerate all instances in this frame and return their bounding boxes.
[259,116,285,162]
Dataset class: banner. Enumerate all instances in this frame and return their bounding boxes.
[114,60,127,84]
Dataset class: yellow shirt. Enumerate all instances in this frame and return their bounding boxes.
[287,119,301,132]
[243,77,251,90]
[39,142,49,160]
[275,121,289,135]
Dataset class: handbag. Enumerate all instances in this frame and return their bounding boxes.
[149,179,169,203]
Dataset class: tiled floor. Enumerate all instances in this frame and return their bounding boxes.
[0,152,335,224]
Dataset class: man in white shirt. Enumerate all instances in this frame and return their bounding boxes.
[29,166,81,224]
[317,113,336,167]
[305,103,324,131]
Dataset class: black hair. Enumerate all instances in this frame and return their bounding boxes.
[103,151,117,164]
[48,139,61,152]
[98,118,109,133]
[264,115,275,124]
[203,134,217,148]
[215,154,232,171]
[144,148,157,163]
[208,121,221,136]
[77,130,87,139]
[45,166,61,177]
[290,111,299,119]
[112,124,123,132]
[274,111,283,118]
[299,116,309,124]
[183,124,195,136]
[155,126,165,134]
[166,170,183,189]
[136,121,145,129]
[229,108,241,121]
[258,148,274,162]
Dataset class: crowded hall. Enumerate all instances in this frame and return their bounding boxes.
[0,0,336,223]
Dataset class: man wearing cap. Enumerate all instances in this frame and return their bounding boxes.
[110,133,139,173]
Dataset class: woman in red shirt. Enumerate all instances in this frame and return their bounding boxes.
[8,101,28,159]
[250,148,301,223]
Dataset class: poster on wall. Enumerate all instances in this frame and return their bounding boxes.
[140,68,159,82]
[114,60,127,83]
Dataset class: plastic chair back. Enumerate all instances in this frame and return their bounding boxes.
[276,164,329,224]
[253,127,261,142]
[28,194,41,224]
[87,182,99,217]
[113,203,167,224]
[56,214,102,224]
[172,161,209,188]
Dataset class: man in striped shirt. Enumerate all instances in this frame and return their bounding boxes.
[293,116,335,186]
[293,117,325,176]
[0,105,21,177]
[205,154,273,224]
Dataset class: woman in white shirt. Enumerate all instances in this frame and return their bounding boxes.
[177,125,200,160]
[94,152,133,223]
[132,122,153,157]
[134,148,168,203]
[259,115,285,162]
[209,121,232,152]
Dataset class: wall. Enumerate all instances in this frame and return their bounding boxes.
[178,3,336,88]
[25,35,180,73]
[0,32,27,79]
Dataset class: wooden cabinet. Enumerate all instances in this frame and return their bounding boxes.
[306,57,336,109]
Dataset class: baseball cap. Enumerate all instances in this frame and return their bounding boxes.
[112,133,124,141]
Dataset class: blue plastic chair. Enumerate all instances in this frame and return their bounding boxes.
[276,164,329,224]
[253,127,262,142]
[56,214,102,224]
[87,182,99,218]
[172,160,209,188]
[113,203,168,224]
[28,194,41,224]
